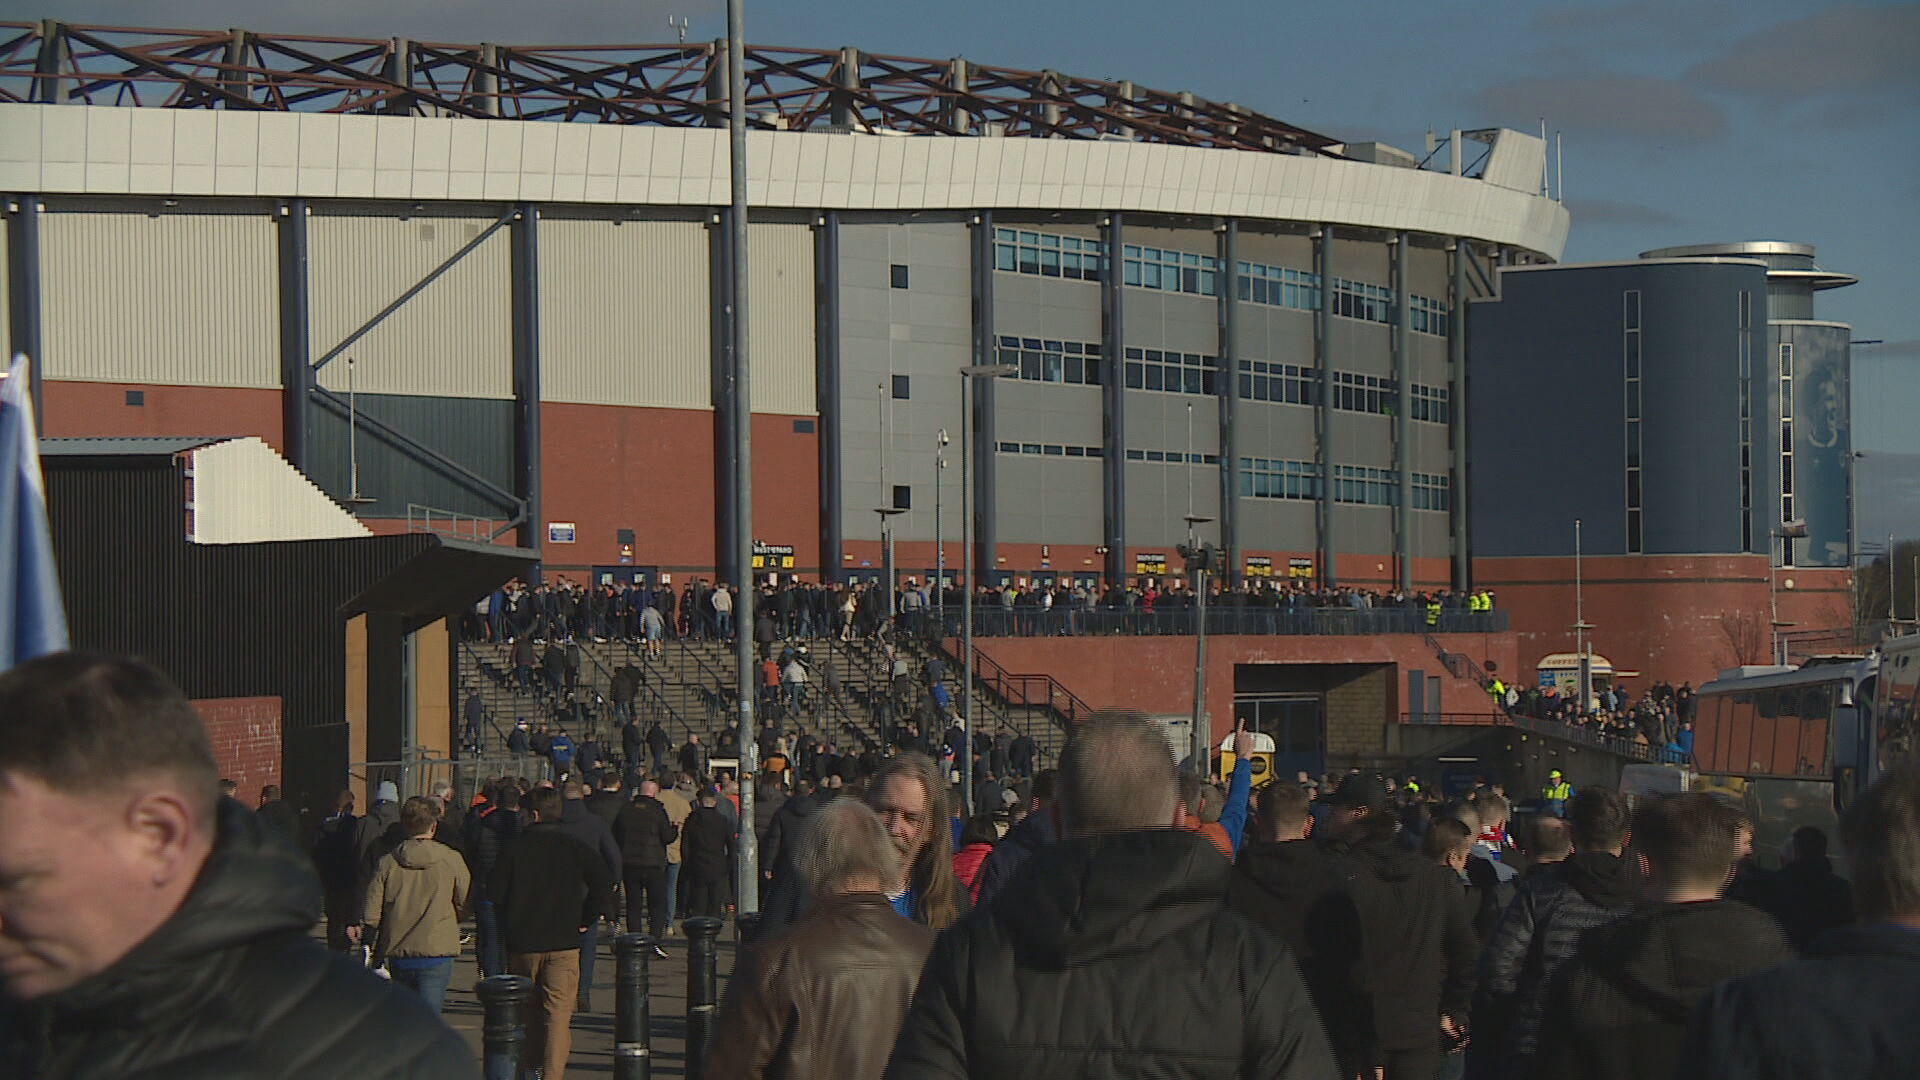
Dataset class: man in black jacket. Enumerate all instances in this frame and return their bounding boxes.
[1677,765,1920,1080]
[1534,792,1793,1080]
[464,782,523,980]
[1475,786,1637,1079]
[557,779,622,1012]
[613,779,679,953]
[1758,824,1854,948]
[0,652,470,1079]
[679,788,735,920]
[1320,772,1477,1080]
[885,711,1334,1079]
[1229,777,1363,1060]
[490,786,614,1080]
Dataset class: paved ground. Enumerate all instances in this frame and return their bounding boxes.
[441,920,742,1077]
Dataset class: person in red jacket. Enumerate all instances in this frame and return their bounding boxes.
[952,815,998,903]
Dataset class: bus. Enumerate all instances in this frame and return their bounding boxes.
[1873,633,1920,780]
[1692,654,1875,869]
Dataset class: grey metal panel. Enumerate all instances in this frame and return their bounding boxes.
[748,220,816,414]
[1334,414,1393,468]
[994,457,1102,547]
[1333,235,1389,288]
[1639,265,1752,556]
[1123,289,1219,354]
[1237,303,1314,365]
[1328,317,1392,378]
[1236,228,1313,270]
[1237,399,1319,461]
[40,205,279,388]
[1235,495,1317,557]
[1336,505,1394,575]
[1125,460,1222,550]
[996,282,1101,342]
[996,382,1102,447]
[307,392,514,519]
[309,208,512,399]
[538,214,710,408]
[837,217,972,543]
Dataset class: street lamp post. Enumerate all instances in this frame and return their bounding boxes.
[1771,520,1808,665]
[722,0,759,916]
[1182,513,1215,776]
[1573,518,1594,716]
[958,363,1016,816]
[936,428,950,635]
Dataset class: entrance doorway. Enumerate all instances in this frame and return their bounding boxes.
[1232,693,1326,782]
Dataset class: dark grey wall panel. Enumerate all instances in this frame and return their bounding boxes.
[309,392,515,520]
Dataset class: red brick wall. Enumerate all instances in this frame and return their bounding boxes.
[1475,554,1855,691]
[541,402,717,571]
[750,413,820,580]
[42,382,285,451]
[191,696,284,807]
[973,630,1515,749]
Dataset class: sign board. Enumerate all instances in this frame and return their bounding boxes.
[751,541,796,571]
[547,522,577,544]
[1286,556,1314,579]
[1134,552,1169,577]
[1245,555,1274,578]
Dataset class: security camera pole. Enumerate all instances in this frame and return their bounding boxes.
[1180,514,1215,776]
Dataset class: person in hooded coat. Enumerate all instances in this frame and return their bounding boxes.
[1757,824,1854,948]
[1473,787,1639,1079]
[971,770,1057,909]
[884,712,1333,1080]
[1534,793,1792,1080]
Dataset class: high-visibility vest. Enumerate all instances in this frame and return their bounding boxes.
[1489,679,1507,699]
[1426,602,1441,625]
[1543,781,1572,801]
[1467,593,1483,612]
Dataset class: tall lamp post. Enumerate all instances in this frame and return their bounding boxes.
[1572,518,1593,716]
[1771,519,1808,665]
[935,428,950,633]
[722,0,759,916]
[958,363,1016,816]
[1181,513,1215,776]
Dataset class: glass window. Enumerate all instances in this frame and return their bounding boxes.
[1125,362,1144,389]
[891,374,910,400]
[890,264,910,289]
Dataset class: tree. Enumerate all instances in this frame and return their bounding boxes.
[1717,610,1767,668]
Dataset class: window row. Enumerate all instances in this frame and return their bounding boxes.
[1333,464,1396,506]
[993,229,1449,335]
[995,441,1105,458]
[994,336,1105,387]
[1123,244,1219,296]
[992,228,1106,281]
[1239,459,1451,509]
[1125,449,1222,465]
[1409,383,1451,424]
[1241,457,1323,501]
[1123,347,1221,396]
[1412,472,1452,511]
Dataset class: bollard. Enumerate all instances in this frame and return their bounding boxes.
[612,933,653,1080]
[735,911,762,945]
[476,974,532,1080]
[682,916,723,1080]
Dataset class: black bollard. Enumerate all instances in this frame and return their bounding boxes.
[683,916,723,1080]
[476,974,532,1080]
[612,933,653,1080]
[735,911,762,945]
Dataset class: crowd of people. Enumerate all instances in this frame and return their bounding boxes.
[1497,678,1700,764]
[461,575,1503,649]
[4,651,1916,1080]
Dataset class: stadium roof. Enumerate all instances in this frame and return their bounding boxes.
[0,20,1339,155]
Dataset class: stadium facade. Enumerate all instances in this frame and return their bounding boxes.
[0,23,1568,593]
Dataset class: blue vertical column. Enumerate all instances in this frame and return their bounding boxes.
[1216,219,1241,586]
[510,204,542,565]
[815,211,843,582]
[710,209,738,583]
[970,212,999,582]
[6,196,44,420]
[1314,225,1336,588]
[1448,239,1470,591]
[278,199,312,472]
[1101,212,1127,586]
[1391,231,1411,591]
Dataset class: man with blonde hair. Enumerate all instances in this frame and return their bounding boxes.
[711,801,936,1079]
[886,710,1334,1078]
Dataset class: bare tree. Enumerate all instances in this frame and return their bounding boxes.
[1716,610,1767,668]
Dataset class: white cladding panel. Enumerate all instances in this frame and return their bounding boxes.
[309,211,512,400]
[0,106,1569,259]
[187,436,372,543]
[539,216,711,408]
[39,208,278,388]
[748,221,816,415]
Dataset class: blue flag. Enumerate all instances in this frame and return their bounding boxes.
[0,355,68,668]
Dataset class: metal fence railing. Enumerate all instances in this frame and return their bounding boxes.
[891,606,1507,640]
[348,755,549,807]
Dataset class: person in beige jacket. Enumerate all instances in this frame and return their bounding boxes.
[358,796,471,1013]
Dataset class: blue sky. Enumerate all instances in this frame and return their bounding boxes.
[19,0,1920,533]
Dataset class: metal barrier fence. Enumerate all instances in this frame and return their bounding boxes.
[347,755,549,806]
[1400,710,1655,761]
[894,605,1507,639]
